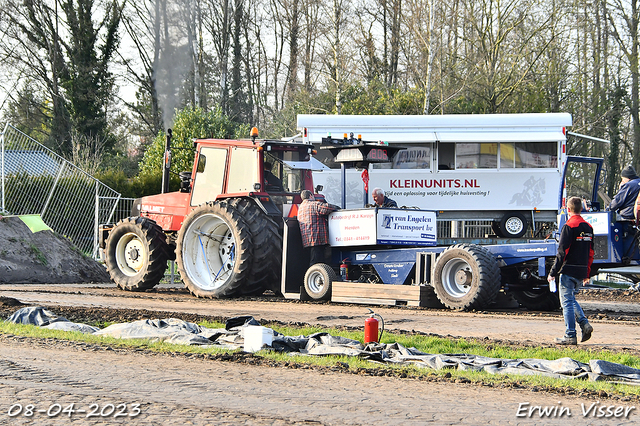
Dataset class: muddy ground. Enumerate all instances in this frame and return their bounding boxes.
[2,284,640,425]
[2,282,640,354]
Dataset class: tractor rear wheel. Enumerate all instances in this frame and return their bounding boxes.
[105,217,169,291]
[230,198,283,295]
[176,201,256,298]
[433,244,501,310]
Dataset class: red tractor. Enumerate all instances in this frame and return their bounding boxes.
[101,129,322,298]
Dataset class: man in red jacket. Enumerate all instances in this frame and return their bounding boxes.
[548,196,594,345]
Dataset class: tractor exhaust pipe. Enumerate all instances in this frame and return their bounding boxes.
[161,128,172,194]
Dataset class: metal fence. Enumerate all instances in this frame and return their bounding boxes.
[0,124,122,257]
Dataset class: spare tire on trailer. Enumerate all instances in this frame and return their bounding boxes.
[433,244,501,310]
[499,212,528,238]
[105,217,169,291]
[176,201,258,298]
[510,289,560,311]
[229,198,283,295]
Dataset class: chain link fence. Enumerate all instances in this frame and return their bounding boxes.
[0,124,122,258]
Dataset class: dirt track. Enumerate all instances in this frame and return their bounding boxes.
[2,282,640,353]
[2,283,640,425]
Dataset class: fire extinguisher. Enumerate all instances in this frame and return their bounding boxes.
[364,308,385,344]
[340,259,350,281]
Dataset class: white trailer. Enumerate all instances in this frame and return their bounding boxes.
[297,113,572,238]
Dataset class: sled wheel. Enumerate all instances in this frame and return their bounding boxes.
[433,244,501,310]
[304,263,336,301]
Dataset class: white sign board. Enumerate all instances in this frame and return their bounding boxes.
[328,210,377,246]
[376,209,437,245]
[581,212,610,235]
[313,168,561,212]
[328,209,437,247]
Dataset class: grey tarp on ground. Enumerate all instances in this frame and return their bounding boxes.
[7,306,99,333]
[6,307,640,384]
[95,318,221,345]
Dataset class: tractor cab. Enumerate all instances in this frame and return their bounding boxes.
[189,135,327,220]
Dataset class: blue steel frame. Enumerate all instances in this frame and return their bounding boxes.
[327,155,638,287]
[334,241,557,285]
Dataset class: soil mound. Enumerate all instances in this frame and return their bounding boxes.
[0,216,110,283]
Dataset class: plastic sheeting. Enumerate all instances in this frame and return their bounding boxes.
[6,307,640,384]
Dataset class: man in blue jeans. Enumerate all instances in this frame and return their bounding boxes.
[547,196,594,345]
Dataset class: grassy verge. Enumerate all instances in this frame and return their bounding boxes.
[2,320,640,399]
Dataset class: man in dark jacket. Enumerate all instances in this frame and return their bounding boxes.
[372,188,398,208]
[548,196,594,345]
[609,165,640,220]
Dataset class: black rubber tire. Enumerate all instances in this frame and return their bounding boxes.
[230,198,283,295]
[490,221,502,237]
[511,289,561,311]
[433,244,501,310]
[176,201,253,298]
[304,263,337,300]
[499,212,528,238]
[105,217,169,291]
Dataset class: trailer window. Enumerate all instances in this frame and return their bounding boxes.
[372,144,432,169]
[514,142,557,168]
[456,143,497,169]
[500,143,516,168]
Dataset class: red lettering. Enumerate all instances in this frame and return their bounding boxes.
[434,180,443,188]
[474,179,480,188]
[454,179,461,188]
[464,179,474,187]
[414,180,423,188]
[390,180,398,188]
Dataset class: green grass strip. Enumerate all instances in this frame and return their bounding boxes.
[2,320,640,399]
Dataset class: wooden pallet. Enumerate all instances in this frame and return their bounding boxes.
[331,282,438,307]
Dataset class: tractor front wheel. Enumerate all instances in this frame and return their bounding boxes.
[105,217,169,291]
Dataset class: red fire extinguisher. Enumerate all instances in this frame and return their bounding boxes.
[364,309,384,343]
[340,259,350,281]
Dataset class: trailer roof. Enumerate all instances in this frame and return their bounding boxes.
[297,113,572,144]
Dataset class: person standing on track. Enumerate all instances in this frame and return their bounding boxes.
[297,190,339,266]
[548,196,594,345]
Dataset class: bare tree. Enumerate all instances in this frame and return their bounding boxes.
[458,0,554,113]
[120,0,164,138]
[608,0,640,166]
